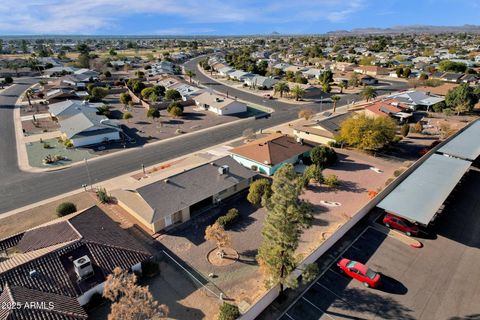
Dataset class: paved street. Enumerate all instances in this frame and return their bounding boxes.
[0,58,408,215]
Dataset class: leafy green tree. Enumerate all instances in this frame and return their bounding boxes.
[438,60,467,73]
[141,87,155,99]
[119,93,132,107]
[165,89,181,101]
[274,82,289,98]
[167,101,183,113]
[96,104,112,117]
[169,106,183,117]
[91,87,108,101]
[301,164,323,187]
[348,73,360,87]
[290,85,305,101]
[323,174,339,188]
[445,83,478,114]
[147,107,160,121]
[257,164,314,290]
[395,67,404,78]
[247,178,272,206]
[360,86,378,102]
[403,68,412,78]
[338,114,396,151]
[310,145,337,168]
[153,85,166,97]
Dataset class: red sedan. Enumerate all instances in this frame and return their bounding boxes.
[337,258,381,288]
[383,214,419,236]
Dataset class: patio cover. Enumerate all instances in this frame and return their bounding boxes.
[438,120,480,161]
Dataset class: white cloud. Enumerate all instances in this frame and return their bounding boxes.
[0,0,366,34]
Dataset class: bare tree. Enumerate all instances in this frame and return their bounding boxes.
[205,223,231,250]
[103,267,169,320]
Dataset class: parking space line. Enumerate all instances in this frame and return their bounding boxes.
[284,313,296,320]
[315,282,356,309]
[302,297,337,320]
[350,245,362,251]
[277,226,373,319]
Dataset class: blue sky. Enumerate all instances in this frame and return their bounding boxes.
[0,0,479,35]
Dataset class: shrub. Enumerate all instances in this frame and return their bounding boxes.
[323,174,339,187]
[400,123,410,137]
[96,187,112,204]
[247,179,271,206]
[4,76,13,84]
[303,164,323,184]
[216,208,239,229]
[56,202,77,217]
[169,106,183,117]
[42,142,51,149]
[310,145,337,168]
[218,302,240,320]
[64,139,74,148]
[122,112,133,121]
[414,121,423,133]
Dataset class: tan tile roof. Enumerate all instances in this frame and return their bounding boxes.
[230,134,315,166]
[416,83,459,96]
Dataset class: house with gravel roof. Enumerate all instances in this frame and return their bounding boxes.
[111,156,257,233]
[0,206,152,319]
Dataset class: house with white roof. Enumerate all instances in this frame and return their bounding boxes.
[194,92,247,115]
[244,75,278,89]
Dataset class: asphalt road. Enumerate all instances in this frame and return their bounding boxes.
[0,57,408,214]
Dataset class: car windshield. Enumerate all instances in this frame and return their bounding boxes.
[366,269,377,280]
[346,261,356,269]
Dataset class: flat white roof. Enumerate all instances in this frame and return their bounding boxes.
[378,154,471,225]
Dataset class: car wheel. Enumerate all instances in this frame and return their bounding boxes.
[363,282,370,288]
[406,231,411,236]
[385,223,391,228]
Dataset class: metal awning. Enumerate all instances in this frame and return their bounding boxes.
[377,154,471,225]
[437,120,480,161]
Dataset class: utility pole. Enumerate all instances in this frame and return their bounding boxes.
[84,158,93,191]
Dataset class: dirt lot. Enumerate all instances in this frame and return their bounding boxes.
[0,191,97,239]
[22,118,60,135]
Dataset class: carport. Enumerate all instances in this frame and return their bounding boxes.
[377,154,471,226]
[437,120,480,162]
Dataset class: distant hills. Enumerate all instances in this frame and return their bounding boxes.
[327,24,480,35]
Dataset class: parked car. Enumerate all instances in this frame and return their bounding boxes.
[337,258,381,288]
[263,94,273,100]
[383,214,419,236]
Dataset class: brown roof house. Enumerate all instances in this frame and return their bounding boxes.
[111,156,257,233]
[293,112,354,145]
[0,206,151,320]
[230,133,315,175]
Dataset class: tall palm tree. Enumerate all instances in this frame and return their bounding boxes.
[25,88,34,110]
[185,70,196,83]
[290,85,305,101]
[274,82,289,98]
[360,86,378,102]
[331,95,341,113]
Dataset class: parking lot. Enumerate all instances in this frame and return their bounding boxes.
[280,170,480,320]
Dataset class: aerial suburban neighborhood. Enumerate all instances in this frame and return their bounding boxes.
[1,1,480,320]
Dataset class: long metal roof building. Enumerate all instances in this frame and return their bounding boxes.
[377,154,471,225]
[437,120,480,161]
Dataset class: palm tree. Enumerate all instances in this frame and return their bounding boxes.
[331,95,341,113]
[290,85,305,101]
[360,86,378,102]
[273,82,289,98]
[338,82,345,94]
[185,70,196,83]
[25,88,34,110]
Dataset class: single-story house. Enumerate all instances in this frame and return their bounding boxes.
[359,74,378,85]
[293,112,354,145]
[194,91,247,115]
[218,66,235,76]
[460,74,480,84]
[440,72,464,83]
[362,99,413,123]
[244,75,278,89]
[111,156,256,233]
[230,133,316,176]
[415,83,459,97]
[44,88,80,103]
[59,111,122,147]
[353,65,389,76]
[302,68,323,79]
[389,90,445,111]
[229,70,254,81]
[48,100,100,120]
[0,206,151,317]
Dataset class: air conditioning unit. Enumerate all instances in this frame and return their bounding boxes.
[73,255,94,280]
[218,165,229,175]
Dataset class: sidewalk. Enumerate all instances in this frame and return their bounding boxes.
[24,130,61,143]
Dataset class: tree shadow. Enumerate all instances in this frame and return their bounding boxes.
[332,287,415,320]
[449,315,480,320]
[336,180,367,194]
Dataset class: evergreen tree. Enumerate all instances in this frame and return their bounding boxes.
[257,164,314,290]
